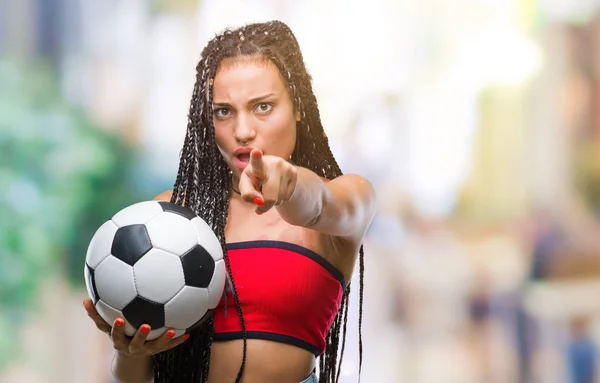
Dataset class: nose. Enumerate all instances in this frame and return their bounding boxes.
[233,114,256,144]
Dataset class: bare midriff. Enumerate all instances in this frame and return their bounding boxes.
[208,339,316,383]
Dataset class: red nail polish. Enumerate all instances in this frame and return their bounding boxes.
[141,325,151,335]
[253,197,264,206]
[115,318,124,327]
[167,330,176,339]
[184,334,190,341]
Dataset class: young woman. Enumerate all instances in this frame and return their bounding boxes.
[84,20,376,383]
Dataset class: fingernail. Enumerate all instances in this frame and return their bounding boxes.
[115,318,124,327]
[256,210,263,215]
[184,334,190,341]
[253,197,264,206]
[141,325,151,335]
[167,330,176,339]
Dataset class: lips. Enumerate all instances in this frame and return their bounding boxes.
[234,147,254,156]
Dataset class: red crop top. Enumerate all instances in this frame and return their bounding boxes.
[212,240,346,356]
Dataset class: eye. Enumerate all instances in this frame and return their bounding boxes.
[255,103,273,113]
[215,108,231,118]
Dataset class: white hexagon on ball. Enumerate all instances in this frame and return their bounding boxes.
[86,220,118,269]
[133,248,185,304]
[145,212,199,256]
[94,255,138,311]
[164,286,210,329]
[111,201,163,228]
[191,217,223,261]
[95,299,122,330]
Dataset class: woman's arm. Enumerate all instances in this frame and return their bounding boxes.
[112,352,154,383]
[276,167,377,242]
[238,149,376,244]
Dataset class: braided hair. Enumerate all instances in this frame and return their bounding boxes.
[152,20,365,383]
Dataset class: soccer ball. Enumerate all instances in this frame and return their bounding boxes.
[84,200,226,340]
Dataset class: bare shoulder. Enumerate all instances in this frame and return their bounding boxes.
[153,190,173,202]
[328,173,377,241]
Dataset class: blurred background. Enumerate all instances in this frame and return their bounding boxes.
[3,0,600,382]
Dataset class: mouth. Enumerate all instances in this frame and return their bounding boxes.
[235,153,251,163]
[232,147,255,170]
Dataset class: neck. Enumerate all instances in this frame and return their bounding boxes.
[230,174,241,195]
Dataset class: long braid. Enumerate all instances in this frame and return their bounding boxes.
[154,20,366,383]
[172,58,207,206]
[172,129,191,205]
[207,53,249,383]
[358,247,365,380]
[335,286,351,381]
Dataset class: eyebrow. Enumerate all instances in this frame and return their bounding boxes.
[213,93,275,107]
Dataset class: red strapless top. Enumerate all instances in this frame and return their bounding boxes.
[212,240,346,355]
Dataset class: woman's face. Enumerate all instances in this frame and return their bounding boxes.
[212,57,298,182]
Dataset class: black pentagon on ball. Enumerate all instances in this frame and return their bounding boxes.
[111,224,152,266]
[85,264,100,304]
[158,201,198,220]
[122,296,165,329]
[181,244,216,288]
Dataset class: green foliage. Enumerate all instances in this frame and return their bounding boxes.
[0,58,142,368]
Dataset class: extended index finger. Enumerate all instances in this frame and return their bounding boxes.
[249,148,265,178]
